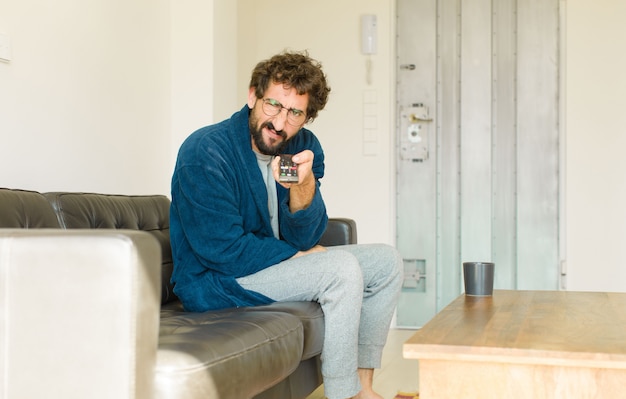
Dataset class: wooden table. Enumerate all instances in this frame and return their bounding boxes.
[403,290,626,398]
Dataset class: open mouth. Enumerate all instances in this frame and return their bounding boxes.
[264,122,287,141]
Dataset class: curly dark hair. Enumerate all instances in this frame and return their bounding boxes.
[249,51,331,122]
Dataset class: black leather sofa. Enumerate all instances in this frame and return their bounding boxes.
[0,187,357,399]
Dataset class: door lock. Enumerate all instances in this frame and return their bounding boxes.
[400,104,432,161]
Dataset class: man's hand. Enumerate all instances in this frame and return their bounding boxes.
[290,244,327,259]
[272,150,316,212]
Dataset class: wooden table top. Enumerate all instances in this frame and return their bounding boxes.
[404,290,626,369]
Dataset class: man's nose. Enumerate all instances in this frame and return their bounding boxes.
[272,108,289,130]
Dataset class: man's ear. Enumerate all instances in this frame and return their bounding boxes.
[248,87,258,109]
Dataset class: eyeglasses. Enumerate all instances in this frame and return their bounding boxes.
[260,98,307,127]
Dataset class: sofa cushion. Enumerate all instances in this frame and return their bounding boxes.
[247,301,325,360]
[163,300,325,362]
[43,192,176,304]
[156,309,304,399]
[0,188,60,228]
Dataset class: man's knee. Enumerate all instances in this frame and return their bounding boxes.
[327,250,364,291]
[368,244,404,290]
[370,243,402,271]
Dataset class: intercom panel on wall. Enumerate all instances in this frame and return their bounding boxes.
[361,14,377,54]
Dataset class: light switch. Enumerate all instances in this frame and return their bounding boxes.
[363,141,378,156]
[363,89,377,104]
[363,115,377,130]
[0,33,12,62]
[363,103,377,116]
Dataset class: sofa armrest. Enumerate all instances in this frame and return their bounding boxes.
[318,218,357,247]
[0,229,161,399]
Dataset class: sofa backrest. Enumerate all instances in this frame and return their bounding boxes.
[0,188,61,228]
[44,192,177,305]
[0,188,176,306]
[1,187,357,308]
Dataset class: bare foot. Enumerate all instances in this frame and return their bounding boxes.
[349,369,384,399]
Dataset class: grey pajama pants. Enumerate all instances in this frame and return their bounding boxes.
[236,243,403,399]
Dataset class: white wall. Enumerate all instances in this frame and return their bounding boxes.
[565,0,626,292]
[170,0,238,165]
[0,0,171,195]
[170,0,214,170]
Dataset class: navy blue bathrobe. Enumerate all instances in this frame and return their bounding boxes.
[170,105,328,312]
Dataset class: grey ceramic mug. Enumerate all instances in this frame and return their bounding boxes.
[463,262,495,296]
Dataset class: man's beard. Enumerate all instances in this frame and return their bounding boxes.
[249,116,289,156]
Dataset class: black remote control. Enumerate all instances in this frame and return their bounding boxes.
[278,154,299,183]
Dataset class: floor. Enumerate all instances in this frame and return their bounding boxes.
[306,328,420,399]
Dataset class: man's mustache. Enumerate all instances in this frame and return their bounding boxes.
[263,122,287,140]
